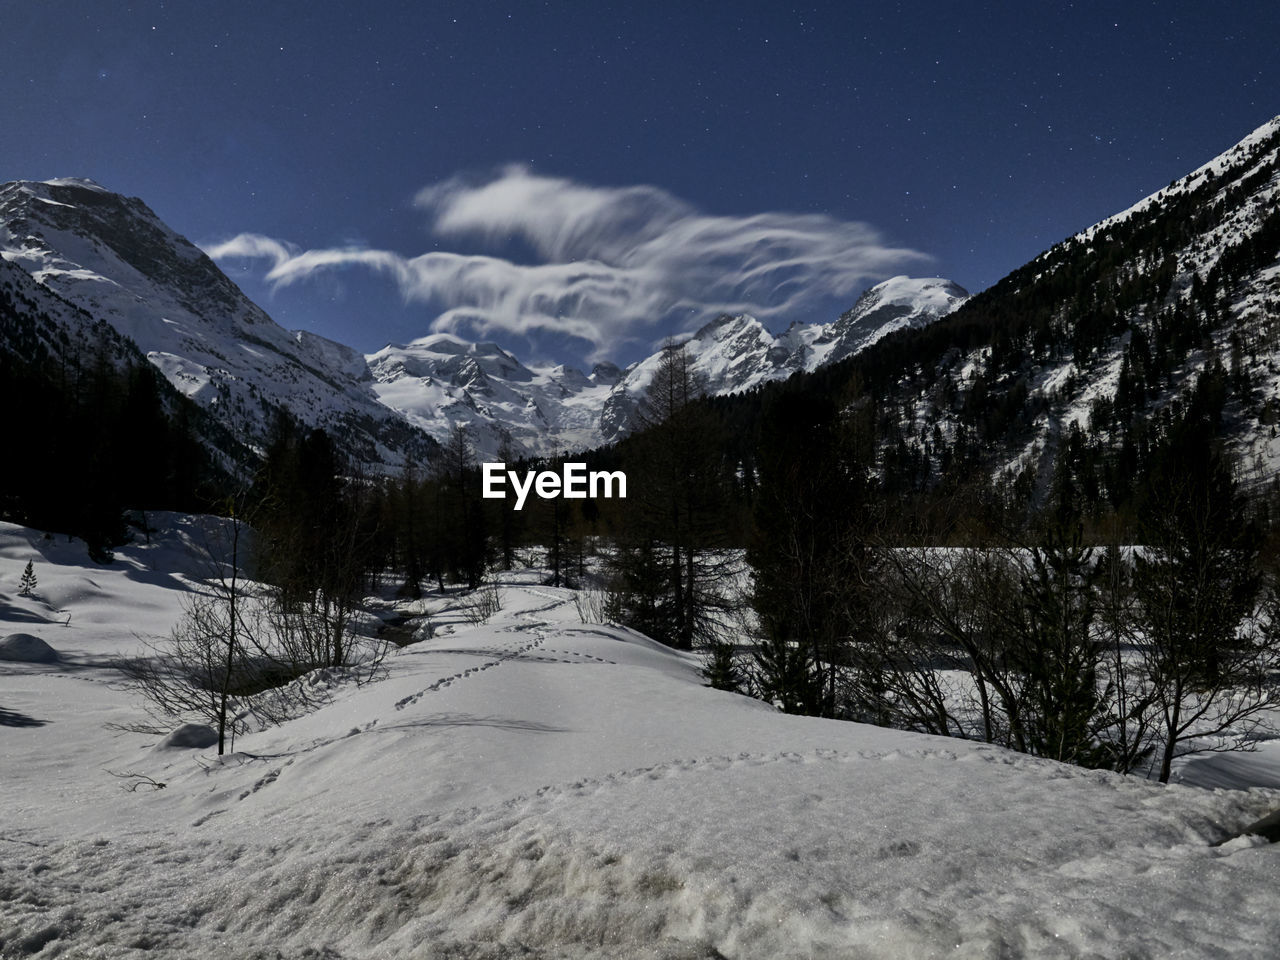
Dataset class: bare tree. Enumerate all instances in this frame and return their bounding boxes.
[456,578,501,624]
[1094,539,1159,775]
[858,545,1031,746]
[851,471,1280,781]
[119,506,253,754]
[120,502,388,753]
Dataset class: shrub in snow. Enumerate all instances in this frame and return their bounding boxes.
[702,640,744,693]
[461,580,502,624]
[573,588,610,624]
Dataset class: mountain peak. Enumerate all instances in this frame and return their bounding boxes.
[368,275,967,454]
[590,361,624,386]
[5,177,113,201]
[691,313,762,340]
[39,177,111,193]
[817,276,969,365]
[850,276,971,315]
[1,174,970,464]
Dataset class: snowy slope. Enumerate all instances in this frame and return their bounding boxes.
[3,516,1280,958]
[0,250,154,377]
[1037,116,1280,482]
[1077,115,1280,246]
[369,276,967,457]
[0,252,252,470]
[0,178,434,470]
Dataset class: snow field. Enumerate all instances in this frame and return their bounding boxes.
[4,517,1280,958]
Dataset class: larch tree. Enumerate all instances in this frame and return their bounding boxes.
[608,341,734,650]
[748,389,873,717]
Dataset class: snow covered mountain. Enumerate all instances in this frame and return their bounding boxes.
[0,178,435,470]
[727,114,1280,503]
[369,276,968,457]
[366,335,625,459]
[0,175,965,464]
[12,107,1278,484]
[983,114,1280,490]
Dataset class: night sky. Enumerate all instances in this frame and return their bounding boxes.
[5,1,1279,367]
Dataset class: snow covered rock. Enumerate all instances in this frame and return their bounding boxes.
[154,723,219,750]
[0,632,58,663]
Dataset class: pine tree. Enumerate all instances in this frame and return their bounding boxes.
[1014,469,1111,767]
[494,430,521,572]
[702,640,744,693]
[18,560,37,597]
[436,425,487,588]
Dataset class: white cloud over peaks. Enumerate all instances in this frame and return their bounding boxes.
[206,168,931,360]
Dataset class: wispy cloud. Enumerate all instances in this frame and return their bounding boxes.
[205,167,930,359]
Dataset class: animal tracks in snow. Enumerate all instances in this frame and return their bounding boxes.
[392,588,615,711]
[511,748,937,808]
[392,638,616,712]
[521,647,616,665]
[393,635,547,711]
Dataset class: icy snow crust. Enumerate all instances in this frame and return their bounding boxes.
[3,517,1280,958]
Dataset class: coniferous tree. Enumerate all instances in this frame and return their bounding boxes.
[1013,469,1112,766]
[250,417,384,668]
[748,389,872,716]
[393,461,426,599]
[608,342,733,649]
[18,560,37,598]
[435,424,488,588]
[494,430,522,571]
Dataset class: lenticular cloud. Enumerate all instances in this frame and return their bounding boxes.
[206,167,929,358]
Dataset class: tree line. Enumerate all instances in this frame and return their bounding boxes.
[729,378,1279,783]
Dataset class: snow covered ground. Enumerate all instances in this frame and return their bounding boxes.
[4,517,1280,958]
